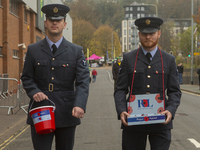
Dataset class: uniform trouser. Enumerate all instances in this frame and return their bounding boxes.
[114,79,117,91]
[31,125,76,150]
[122,129,171,150]
[199,76,200,89]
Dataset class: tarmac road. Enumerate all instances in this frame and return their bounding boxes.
[0,67,121,150]
[1,67,200,150]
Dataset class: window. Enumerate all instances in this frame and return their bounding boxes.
[141,14,145,17]
[124,37,126,43]
[129,21,131,26]
[125,14,129,18]
[24,7,28,23]
[9,0,19,16]
[130,7,133,11]
[129,37,131,43]
[13,49,19,58]
[137,14,140,18]
[36,35,42,42]
[129,44,131,50]
[124,29,126,35]
[124,21,126,27]
[129,29,131,35]
[141,7,145,11]
[130,14,133,19]
[126,7,129,11]
[137,7,140,11]
[0,47,2,55]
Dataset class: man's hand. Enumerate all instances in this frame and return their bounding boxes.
[72,107,85,118]
[120,111,130,126]
[161,110,172,124]
[33,92,48,102]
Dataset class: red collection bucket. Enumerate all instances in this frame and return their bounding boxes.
[29,99,56,134]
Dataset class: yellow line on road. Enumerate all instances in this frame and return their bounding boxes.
[0,125,30,150]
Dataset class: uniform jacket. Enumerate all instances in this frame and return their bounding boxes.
[114,47,181,131]
[112,62,120,80]
[21,37,90,128]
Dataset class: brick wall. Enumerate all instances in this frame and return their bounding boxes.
[0,1,45,80]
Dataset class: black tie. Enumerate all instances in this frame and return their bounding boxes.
[52,44,57,55]
[146,52,152,63]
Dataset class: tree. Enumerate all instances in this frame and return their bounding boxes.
[193,7,200,32]
[68,0,101,28]
[88,25,121,63]
[159,21,174,52]
[73,19,96,55]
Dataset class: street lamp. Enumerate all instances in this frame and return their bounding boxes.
[144,4,158,17]
[18,43,26,50]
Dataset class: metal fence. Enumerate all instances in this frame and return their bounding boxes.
[0,77,29,115]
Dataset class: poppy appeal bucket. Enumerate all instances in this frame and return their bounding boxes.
[29,99,56,134]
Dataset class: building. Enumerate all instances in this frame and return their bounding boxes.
[0,0,72,80]
[121,2,157,53]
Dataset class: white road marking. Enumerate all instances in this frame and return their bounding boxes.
[107,71,114,83]
[188,138,200,148]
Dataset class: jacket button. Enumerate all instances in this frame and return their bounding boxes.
[52,77,54,80]
[147,85,150,88]
[148,66,151,69]
[52,67,54,70]
[147,75,151,78]
[52,58,55,61]
[37,63,40,65]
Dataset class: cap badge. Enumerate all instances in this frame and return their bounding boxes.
[53,7,58,13]
[145,19,151,25]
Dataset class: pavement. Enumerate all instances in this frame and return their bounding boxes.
[180,84,200,95]
[0,67,199,149]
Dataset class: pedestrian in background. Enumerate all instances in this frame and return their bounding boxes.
[112,57,121,91]
[114,17,181,150]
[92,69,97,82]
[177,62,184,84]
[21,4,90,150]
[197,68,200,90]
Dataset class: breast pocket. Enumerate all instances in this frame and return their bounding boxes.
[152,68,169,88]
[35,60,48,79]
[128,68,145,89]
[58,61,76,81]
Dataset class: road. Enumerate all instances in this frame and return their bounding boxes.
[1,67,200,150]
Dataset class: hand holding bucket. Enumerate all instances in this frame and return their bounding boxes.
[29,99,56,134]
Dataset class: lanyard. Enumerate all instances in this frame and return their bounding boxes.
[128,47,165,113]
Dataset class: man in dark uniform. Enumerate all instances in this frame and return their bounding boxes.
[197,68,200,90]
[21,4,90,150]
[112,57,121,91]
[114,17,181,150]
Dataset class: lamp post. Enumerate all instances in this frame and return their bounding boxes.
[191,0,194,85]
[144,4,158,17]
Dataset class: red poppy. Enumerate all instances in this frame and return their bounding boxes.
[129,95,135,102]
[142,99,149,107]
[155,94,163,103]
[157,107,164,114]
[37,113,41,116]
[144,116,149,122]
[128,106,133,114]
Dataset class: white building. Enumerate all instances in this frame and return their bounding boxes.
[122,2,157,53]
[23,0,73,42]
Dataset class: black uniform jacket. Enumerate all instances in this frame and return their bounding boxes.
[114,48,181,131]
[21,37,90,128]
